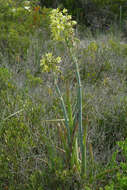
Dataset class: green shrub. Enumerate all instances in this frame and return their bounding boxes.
[102,138,127,190]
[0,0,51,63]
[0,66,46,189]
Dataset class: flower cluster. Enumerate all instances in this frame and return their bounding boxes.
[40,53,61,73]
[49,8,77,42]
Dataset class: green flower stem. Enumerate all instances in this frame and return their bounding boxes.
[55,79,71,144]
[69,46,86,176]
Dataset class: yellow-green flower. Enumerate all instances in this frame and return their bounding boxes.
[49,8,77,42]
[40,53,62,73]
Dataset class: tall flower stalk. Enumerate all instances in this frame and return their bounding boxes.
[67,44,86,175]
[40,8,87,176]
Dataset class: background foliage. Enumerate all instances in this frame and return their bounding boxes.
[39,0,127,29]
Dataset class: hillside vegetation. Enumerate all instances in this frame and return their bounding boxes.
[0,0,127,189]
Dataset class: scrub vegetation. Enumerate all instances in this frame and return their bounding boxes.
[0,0,127,189]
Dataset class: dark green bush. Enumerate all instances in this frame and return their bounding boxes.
[39,0,127,28]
